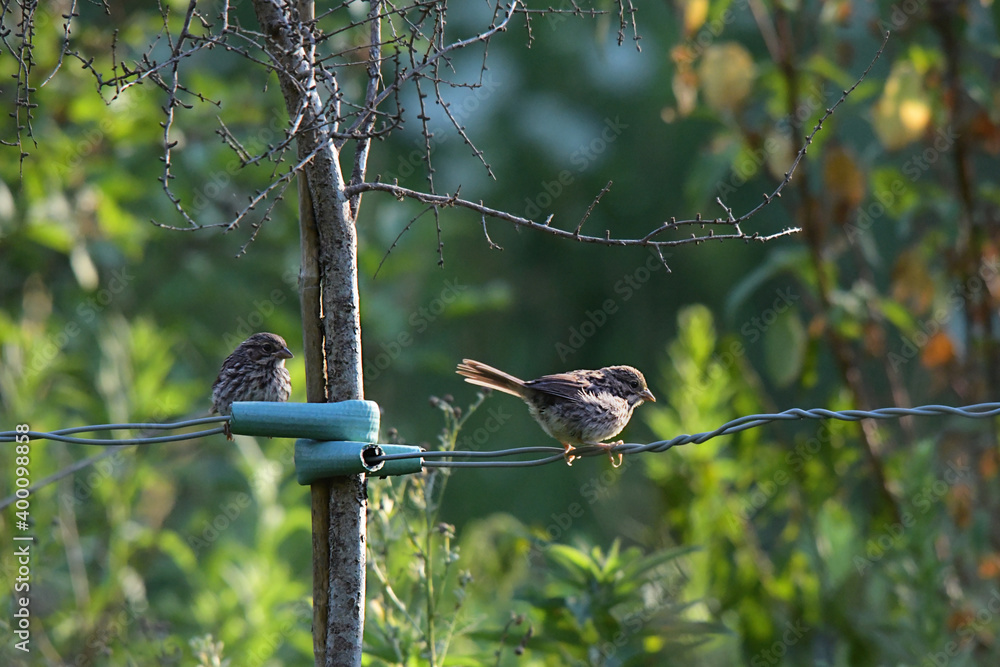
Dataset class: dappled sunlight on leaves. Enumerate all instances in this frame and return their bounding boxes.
[872,62,931,150]
[698,43,757,115]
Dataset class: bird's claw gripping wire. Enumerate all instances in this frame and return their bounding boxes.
[562,441,624,467]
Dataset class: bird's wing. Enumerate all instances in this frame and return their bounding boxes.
[525,372,595,400]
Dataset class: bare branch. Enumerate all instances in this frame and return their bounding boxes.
[432,76,495,180]
[341,0,519,138]
[150,138,325,232]
[345,31,889,260]
[726,29,892,230]
[348,0,383,217]
[351,26,887,266]
[39,0,80,86]
[374,205,435,279]
[481,213,503,251]
[617,0,641,50]
[7,3,886,263]
[574,181,613,236]
[347,180,802,251]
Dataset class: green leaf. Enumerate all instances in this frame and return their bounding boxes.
[763,308,806,387]
[25,214,75,253]
[545,543,599,584]
[617,545,700,584]
[724,246,810,323]
[683,132,741,209]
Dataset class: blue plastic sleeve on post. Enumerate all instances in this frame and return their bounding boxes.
[226,400,421,481]
[228,400,379,442]
[295,440,424,483]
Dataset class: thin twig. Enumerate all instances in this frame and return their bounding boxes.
[574,181,613,236]
[374,204,435,278]
[348,180,802,250]
[349,0,383,218]
[481,213,502,250]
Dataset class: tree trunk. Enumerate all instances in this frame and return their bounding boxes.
[251,1,366,665]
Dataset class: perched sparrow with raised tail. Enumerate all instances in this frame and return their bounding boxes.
[212,332,293,439]
[456,359,655,466]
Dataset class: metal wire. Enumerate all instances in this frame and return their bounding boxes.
[369,401,1000,469]
[5,403,999,469]
[380,446,565,460]
[0,415,232,510]
[0,416,229,446]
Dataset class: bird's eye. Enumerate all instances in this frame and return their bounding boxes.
[629,380,639,389]
[264,344,274,352]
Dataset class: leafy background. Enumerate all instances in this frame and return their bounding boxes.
[2,0,1000,665]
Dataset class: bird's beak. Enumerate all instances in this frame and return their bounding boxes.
[277,347,294,360]
[641,389,656,403]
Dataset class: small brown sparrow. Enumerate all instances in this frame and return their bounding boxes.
[456,359,655,466]
[212,333,293,439]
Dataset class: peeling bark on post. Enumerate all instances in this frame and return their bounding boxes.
[252,1,365,664]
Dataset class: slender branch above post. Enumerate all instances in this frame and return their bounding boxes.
[347,180,803,252]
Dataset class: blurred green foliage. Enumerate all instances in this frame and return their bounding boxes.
[3,1,1000,665]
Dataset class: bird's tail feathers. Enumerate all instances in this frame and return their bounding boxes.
[456,359,527,398]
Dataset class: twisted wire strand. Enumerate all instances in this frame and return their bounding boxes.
[0,416,229,445]
[0,416,231,510]
[4,404,999,469]
[377,402,1000,469]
